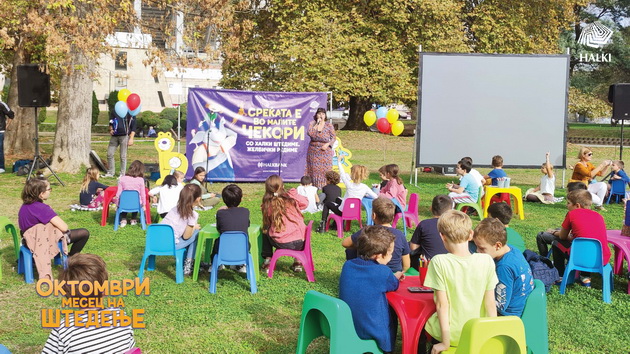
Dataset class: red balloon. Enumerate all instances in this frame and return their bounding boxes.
[126,93,141,111]
[377,118,390,133]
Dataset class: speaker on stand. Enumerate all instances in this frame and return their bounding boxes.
[17,64,64,186]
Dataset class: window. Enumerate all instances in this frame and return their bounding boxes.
[115,51,127,70]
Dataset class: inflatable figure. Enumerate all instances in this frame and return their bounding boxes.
[154,132,188,185]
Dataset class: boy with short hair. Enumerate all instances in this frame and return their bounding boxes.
[487,202,526,252]
[339,226,402,353]
[409,195,450,269]
[484,155,508,186]
[460,156,486,191]
[422,210,497,353]
[297,175,320,213]
[473,218,534,317]
[535,190,610,285]
[42,254,135,353]
[214,184,250,272]
[446,159,480,204]
[343,197,410,276]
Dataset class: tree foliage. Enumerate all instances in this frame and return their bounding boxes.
[568,86,612,119]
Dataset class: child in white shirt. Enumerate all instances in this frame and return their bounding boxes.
[526,152,558,204]
[297,175,321,213]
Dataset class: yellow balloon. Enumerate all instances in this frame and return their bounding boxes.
[118,89,132,102]
[386,109,399,124]
[363,110,377,126]
[391,121,404,136]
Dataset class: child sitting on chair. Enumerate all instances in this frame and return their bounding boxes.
[487,202,526,253]
[409,195,450,270]
[339,226,403,353]
[607,160,630,194]
[297,175,321,213]
[317,170,342,233]
[473,218,534,317]
[378,164,407,209]
[213,184,250,273]
[446,159,480,205]
[342,197,410,276]
[484,155,508,186]
[421,210,497,353]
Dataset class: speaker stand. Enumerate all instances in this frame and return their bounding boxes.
[620,118,625,160]
[27,107,65,186]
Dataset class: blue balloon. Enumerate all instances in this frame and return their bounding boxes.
[376,106,388,119]
[115,101,129,118]
[129,104,142,116]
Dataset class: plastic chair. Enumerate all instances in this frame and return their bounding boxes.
[268,221,315,282]
[114,190,146,231]
[326,198,362,238]
[393,193,419,230]
[606,230,630,294]
[0,216,19,261]
[442,316,527,354]
[521,279,548,354]
[138,224,186,284]
[18,241,67,284]
[454,186,484,221]
[606,179,626,204]
[559,238,613,303]
[209,231,257,294]
[361,197,374,226]
[296,290,383,354]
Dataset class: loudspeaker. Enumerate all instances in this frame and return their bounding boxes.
[17,64,51,107]
[609,83,630,120]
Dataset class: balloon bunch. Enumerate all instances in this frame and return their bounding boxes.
[114,89,142,118]
[363,107,404,136]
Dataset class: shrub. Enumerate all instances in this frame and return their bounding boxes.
[38,107,47,123]
[156,119,173,132]
[160,107,187,131]
[92,91,100,125]
[137,111,160,130]
[107,90,119,114]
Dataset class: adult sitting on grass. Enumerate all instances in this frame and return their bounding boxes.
[18,178,90,280]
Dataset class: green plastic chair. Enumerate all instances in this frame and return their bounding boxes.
[296,290,383,354]
[521,279,548,354]
[454,186,484,221]
[0,216,19,261]
[442,316,527,354]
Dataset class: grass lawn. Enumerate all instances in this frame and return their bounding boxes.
[0,131,628,353]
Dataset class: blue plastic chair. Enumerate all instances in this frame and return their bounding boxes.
[361,197,374,226]
[114,190,146,231]
[606,179,626,204]
[390,198,407,234]
[138,224,186,284]
[559,238,613,303]
[18,241,67,283]
[209,231,257,294]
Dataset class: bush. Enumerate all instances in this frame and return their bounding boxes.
[107,90,119,114]
[137,111,160,130]
[92,91,100,125]
[38,107,47,123]
[156,119,173,132]
[160,107,186,131]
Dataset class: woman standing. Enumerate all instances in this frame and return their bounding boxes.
[305,108,336,189]
[569,146,611,210]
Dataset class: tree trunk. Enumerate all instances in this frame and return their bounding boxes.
[5,40,37,158]
[344,96,372,131]
[50,48,93,173]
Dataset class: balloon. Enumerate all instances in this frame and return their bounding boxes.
[386,109,399,124]
[391,121,404,136]
[377,118,390,133]
[114,101,129,118]
[126,93,141,111]
[363,111,376,126]
[117,89,131,102]
[130,104,142,116]
[376,107,388,119]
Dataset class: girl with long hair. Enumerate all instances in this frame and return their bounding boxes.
[379,163,407,209]
[77,167,109,209]
[115,160,146,227]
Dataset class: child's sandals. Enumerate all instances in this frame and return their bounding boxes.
[580,276,591,288]
[291,262,304,273]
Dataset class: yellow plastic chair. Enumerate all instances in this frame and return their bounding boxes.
[442,316,527,354]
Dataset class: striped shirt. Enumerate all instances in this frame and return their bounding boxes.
[41,308,135,354]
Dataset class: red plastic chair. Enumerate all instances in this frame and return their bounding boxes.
[490,192,511,206]
[267,221,315,282]
[393,193,419,229]
[326,198,363,238]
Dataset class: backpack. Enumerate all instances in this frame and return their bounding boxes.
[523,249,559,292]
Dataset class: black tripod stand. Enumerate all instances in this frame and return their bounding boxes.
[27,107,64,185]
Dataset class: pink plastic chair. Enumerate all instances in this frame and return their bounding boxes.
[606,230,630,294]
[267,221,315,282]
[393,193,419,229]
[326,198,363,238]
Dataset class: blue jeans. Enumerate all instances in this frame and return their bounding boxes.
[177,230,198,259]
[0,131,5,169]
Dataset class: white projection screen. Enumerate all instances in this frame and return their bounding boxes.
[416,53,569,169]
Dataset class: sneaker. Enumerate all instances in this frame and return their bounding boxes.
[230,265,247,273]
[218,264,225,271]
[261,258,271,270]
[315,223,325,233]
[200,262,211,271]
[0,168,5,173]
[130,219,138,226]
[581,277,592,288]
[101,173,115,178]
[292,262,304,273]
[183,258,193,276]
[203,206,214,211]
[119,219,127,228]
[594,205,607,211]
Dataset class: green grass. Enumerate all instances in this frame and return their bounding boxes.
[0,131,629,353]
[568,123,627,138]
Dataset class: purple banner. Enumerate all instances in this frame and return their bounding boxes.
[186,88,328,182]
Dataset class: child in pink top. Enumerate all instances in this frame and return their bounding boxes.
[378,164,407,209]
[260,174,309,272]
[116,160,146,228]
